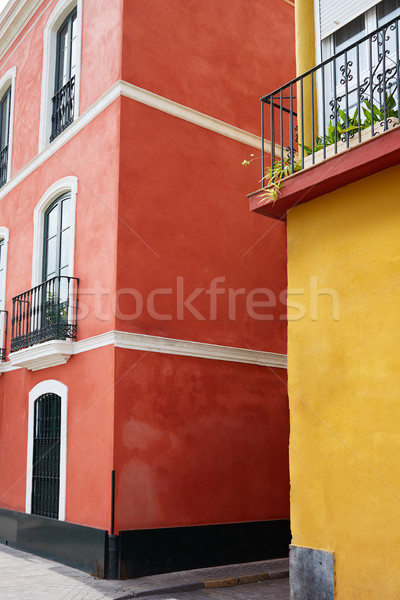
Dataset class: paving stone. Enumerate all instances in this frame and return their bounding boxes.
[0,544,289,600]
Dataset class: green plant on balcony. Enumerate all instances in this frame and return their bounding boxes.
[44,292,68,327]
[304,93,398,155]
[243,93,398,204]
[242,153,302,203]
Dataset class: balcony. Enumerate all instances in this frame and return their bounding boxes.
[9,276,78,371]
[254,14,400,216]
[50,75,75,142]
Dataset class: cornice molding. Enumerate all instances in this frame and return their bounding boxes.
[120,81,271,153]
[112,331,287,368]
[5,330,287,372]
[0,0,46,62]
[8,339,73,371]
[73,330,287,368]
[0,79,273,203]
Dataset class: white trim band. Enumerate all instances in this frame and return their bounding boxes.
[4,330,287,372]
[0,79,272,203]
[120,80,272,153]
[74,330,287,368]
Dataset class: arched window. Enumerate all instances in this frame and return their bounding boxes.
[0,87,11,187]
[43,192,71,282]
[39,0,82,149]
[0,67,16,186]
[26,380,68,520]
[51,8,77,141]
[31,393,62,519]
[32,176,77,287]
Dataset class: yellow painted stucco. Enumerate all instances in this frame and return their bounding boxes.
[287,164,400,598]
[295,0,315,76]
[295,0,317,147]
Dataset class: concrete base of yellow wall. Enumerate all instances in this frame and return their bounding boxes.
[290,546,335,600]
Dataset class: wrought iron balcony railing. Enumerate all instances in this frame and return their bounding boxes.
[0,309,7,361]
[261,14,400,185]
[50,75,75,142]
[0,145,8,188]
[10,276,79,352]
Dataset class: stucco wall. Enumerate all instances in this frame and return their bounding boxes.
[287,164,400,598]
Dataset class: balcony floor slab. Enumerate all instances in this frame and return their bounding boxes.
[8,340,73,371]
[249,126,400,220]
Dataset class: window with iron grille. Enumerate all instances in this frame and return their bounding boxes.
[0,87,11,187]
[50,9,77,142]
[318,0,400,131]
[31,393,61,519]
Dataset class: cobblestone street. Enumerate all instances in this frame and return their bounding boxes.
[0,545,289,600]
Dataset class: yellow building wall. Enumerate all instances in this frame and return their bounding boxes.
[287,164,400,599]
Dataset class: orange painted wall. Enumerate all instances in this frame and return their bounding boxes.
[116,98,287,353]
[121,0,296,135]
[113,347,289,531]
[0,99,120,528]
[0,102,120,351]
[0,0,292,535]
[0,0,122,176]
[0,345,115,530]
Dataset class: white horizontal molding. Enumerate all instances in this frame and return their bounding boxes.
[0,81,121,202]
[0,0,45,61]
[0,361,19,374]
[9,340,73,371]
[4,331,287,371]
[0,79,274,203]
[73,330,287,368]
[120,81,270,153]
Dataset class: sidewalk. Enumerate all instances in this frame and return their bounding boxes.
[0,544,288,600]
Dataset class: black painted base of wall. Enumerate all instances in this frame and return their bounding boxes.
[0,508,290,579]
[118,519,291,578]
[0,508,108,577]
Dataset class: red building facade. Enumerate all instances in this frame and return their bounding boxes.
[0,0,294,577]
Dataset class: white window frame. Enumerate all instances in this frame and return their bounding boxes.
[0,67,16,185]
[26,379,68,521]
[315,2,400,132]
[32,176,78,287]
[38,0,82,152]
[0,226,9,357]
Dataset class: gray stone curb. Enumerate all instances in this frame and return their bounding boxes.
[116,568,289,599]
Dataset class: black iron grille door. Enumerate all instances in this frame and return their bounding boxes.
[32,393,61,519]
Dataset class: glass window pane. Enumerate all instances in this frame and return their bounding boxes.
[334,15,365,51]
[59,275,68,302]
[46,204,58,239]
[57,24,69,90]
[60,228,69,270]
[334,15,367,83]
[377,0,400,60]
[61,196,71,229]
[71,14,77,75]
[45,236,57,279]
[0,89,10,150]
[378,0,400,22]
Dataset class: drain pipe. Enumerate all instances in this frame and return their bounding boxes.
[107,470,119,579]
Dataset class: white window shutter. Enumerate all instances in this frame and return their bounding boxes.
[319,0,380,38]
